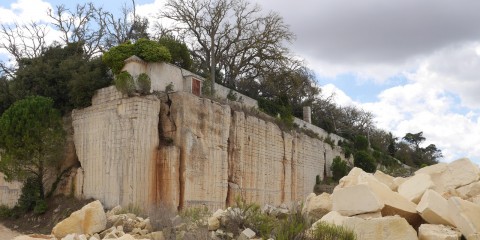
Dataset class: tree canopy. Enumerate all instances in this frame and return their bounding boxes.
[0,96,65,200]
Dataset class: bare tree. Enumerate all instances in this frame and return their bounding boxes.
[0,22,48,78]
[160,0,294,93]
[103,0,150,48]
[48,3,107,57]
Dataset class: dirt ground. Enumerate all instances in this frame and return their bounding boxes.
[0,223,21,240]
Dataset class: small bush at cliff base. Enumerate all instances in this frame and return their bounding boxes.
[310,222,357,240]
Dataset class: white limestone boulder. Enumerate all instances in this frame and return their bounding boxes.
[332,184,384,216]
[207,216,220,231]
[456,181,480,200]
[303,192,332,220]
[360,173,421,227]
[342,216,418,240]
[354,211,382,219]
[392,177,408,191]
[398,173,435,203]
[418,224,461,240]
[442,158,480,190]
[415,163,448,176]
[374,170,396,191]
[334,167,367,190]
[416,189,455,226]
[334,166,421,226]
[238,228,256,240]
[52,200,107,239]
[319,211,347,226]
[448,197,480,237]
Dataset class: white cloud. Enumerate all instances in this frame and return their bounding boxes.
[0,0,52,24]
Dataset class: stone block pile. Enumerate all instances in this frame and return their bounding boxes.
[303,157,480,240]
[13,201,165,240]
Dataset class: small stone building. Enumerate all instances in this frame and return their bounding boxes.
[121,55,204,96]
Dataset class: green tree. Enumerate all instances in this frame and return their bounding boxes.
[10,43,112,113]
[402,132,426,149]
[157,36,193,70]
[354,151,376,173]
[0,96,65,200]
[0,76,15,115]
[354,135,369,151]
[331,156,350,181]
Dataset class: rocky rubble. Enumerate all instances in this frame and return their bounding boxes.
[303,157,480,240]
[13,201,164,240]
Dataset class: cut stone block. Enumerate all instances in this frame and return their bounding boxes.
[354,211,382,219]
[319,211,347,226]
[398,173,435,203]
[343,216,417,240]
[332,184,384,216]
[417,189,455,226]
[448,197,480,237]
[374,170,396,191]
[334,166,421,227]
[303,192,332,220]
[440,158,480,193]
[52,200,107,239]
[415,163,448,176]
[392,177,408,191]
[456,181,480,200]
[418,224,461,240]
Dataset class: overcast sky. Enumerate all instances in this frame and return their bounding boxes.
[1,0,480,163]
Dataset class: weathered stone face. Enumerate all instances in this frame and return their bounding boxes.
[72,86,349,210]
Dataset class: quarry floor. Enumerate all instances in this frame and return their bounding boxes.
[0,223,21,239]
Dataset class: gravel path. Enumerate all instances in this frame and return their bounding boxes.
[0,224,21,240]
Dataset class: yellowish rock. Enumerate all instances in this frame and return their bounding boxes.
[456,181,480,200]
[332,184,384,216]
[418,224,461,240]
[354,211,382,219]
[304,192,332,220]
[442,158,480,190]
[417,189,455,226]
[398,173,434,203]
[52,200,107,239]
[207,216,220,231]
[448,197,480,237]
[374,170,396,191]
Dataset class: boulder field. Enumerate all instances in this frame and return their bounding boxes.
[303,157,480,240]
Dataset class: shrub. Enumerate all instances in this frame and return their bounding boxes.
[324,136,335,148]
[331,156,350,181]
[310,221,357,240]
[33,199,48,215]
[103,39,172,74]
[137,73,151,95]
[354,150,376,173]
[354,135,369,151]
[115,71,135,96]
[0,205,12,218]
[117,203,144,216]
[135,39,172,63]
[17,178,40,212]
[271,203,309,240]
[102,41,135,74]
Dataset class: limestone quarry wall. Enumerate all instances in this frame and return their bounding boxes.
[72,87,349,210]
[0,172,22,207]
